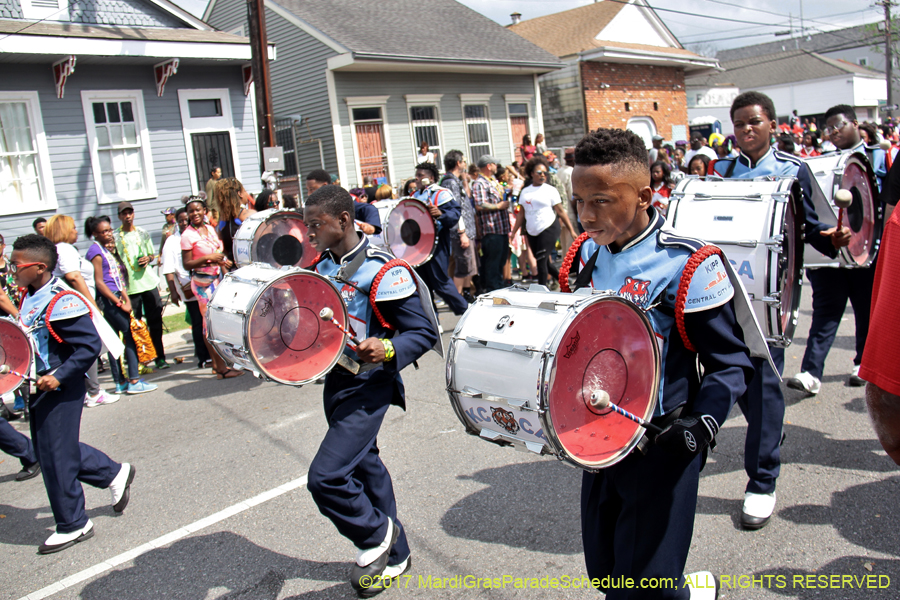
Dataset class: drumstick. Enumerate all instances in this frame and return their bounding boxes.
[0,364,34,381]
[834,189,853,232]
[589,390,663,435]
[318,307,362,347]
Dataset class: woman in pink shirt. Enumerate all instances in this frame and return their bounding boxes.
[180,196,242,379]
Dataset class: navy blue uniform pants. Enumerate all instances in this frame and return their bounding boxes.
[0,417,37,467]
[582,443,701,599]
[416,251,468,316]
[308,373,409,565]
[800,266,874,378]
[30,382,121,533]
[735,349,784,495]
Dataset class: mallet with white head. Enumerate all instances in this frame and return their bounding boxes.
[834,188,853,232]
[319,307,362,347]
[589,389,663,435]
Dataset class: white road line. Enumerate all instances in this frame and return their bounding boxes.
[266,411,312,430]
[18,474,309,600]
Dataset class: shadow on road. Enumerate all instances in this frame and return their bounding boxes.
[440,460,583,554]
[79,531,352,600]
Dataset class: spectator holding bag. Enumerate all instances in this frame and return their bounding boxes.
[85,216,157,395]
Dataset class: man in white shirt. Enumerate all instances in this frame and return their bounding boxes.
[160,207,211,368]
[684,133,717,166]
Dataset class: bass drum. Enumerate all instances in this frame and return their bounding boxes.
[368,198,401,251]
[803,151,881,268]
[667,176,803,348]
[0,317,32,396]
[383,197,437,267]
[233,209,317,269]
[206,264,347,385]
[446,286,660,471]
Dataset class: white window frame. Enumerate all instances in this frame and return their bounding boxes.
[177,88,243,195]
[0,91,57,216]
[405,94,444,164]
[228,24,246,37]
[504,93,534,159]
[81,89,157,205]
[460,93,493,164]
[345,95,393,188]
[20,0,68,21]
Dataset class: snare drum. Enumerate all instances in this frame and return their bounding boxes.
[803,152,881,268]
[0,318,32,396]
[446,286,660,471]
[233,209,317,269]
[383,197,437,267]
[666,177,803,348]
[206,264,347,385]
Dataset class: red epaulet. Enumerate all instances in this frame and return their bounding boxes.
[369,258,415,330]
[673,245,725,353]
[558,232,592,293]
[44,290,93,343]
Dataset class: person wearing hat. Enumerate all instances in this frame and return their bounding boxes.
[114,201,169,371]
[648,134,665,165]
[471,154,510,292]
[159,207,177,256]
[684,133,717,167]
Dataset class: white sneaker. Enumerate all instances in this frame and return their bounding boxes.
[685,571,718,599]
[741,491,776,530]
[85,391,120,408]
[787,371,820,395]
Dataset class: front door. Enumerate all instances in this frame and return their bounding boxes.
[191,132,235,191]
[355,122,389,183]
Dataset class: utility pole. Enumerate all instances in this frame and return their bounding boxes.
[247,0,276,157]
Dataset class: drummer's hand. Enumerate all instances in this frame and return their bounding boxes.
[356,337,386,363]
[820,226,852,248]
[428,205,442,219]
[36,374,60,392]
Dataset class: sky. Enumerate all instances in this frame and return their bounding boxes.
[175,0,882,55]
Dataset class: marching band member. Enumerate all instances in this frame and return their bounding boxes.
[305,186,439,597]
[411,162,469,316]
[788,105,879,397]
[11,234,134,554]
[569,128,758,599]
[709,92,850,530]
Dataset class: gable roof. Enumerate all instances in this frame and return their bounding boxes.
[686,49,882,89]
[716,24,880,62]
[237,0,560,69]
[508,1,626,58]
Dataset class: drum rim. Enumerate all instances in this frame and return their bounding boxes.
[539,292,661,471]
[770,179,804,347]
[232,209,313,269]
[208,266,349,385]
[0,316,34,397]
[383,197,438,267]
[838,154,882,269]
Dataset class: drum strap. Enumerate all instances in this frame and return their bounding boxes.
[723,157,737,178]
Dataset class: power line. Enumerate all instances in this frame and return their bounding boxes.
[678,7,879,39]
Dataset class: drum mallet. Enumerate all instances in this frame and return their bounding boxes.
[590,390,663,435]
[834,189,853,232]
[319,307,362,348]
[0,364,34,382]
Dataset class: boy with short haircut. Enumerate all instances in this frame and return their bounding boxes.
[709,91,849,530]
[570,128,759,598]
[11,234,134,554]
[304,186,440,598]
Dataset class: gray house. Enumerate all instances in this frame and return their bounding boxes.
[204,0,561,195]
[0,0,266,245]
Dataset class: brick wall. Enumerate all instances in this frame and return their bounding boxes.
[580,62,687,139]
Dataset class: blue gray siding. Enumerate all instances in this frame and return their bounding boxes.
[206,0,339,187]
[0,63,259,252]
[1,0,188,27]
[333,71,538,188]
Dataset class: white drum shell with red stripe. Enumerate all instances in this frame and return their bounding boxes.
[666,177,803,348]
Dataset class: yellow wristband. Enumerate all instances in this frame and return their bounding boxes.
[380,339,395,362]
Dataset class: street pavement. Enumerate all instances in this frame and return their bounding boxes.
[2,282,898,600]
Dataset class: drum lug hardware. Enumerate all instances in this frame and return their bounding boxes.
[761,294,781,306]
[537,302,558,311]
[464,336,536,355]
[733,240,760,248]
[765,235,784,253]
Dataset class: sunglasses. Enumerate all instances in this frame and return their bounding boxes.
[533,169,548,176]
[9,261,44,273]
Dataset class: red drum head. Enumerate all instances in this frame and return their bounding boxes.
[841,157,878,266]
[247,271,346,384]
[384,198,436,267]
[253,212,317,269]
[546,296,660,469]
[0,319,32,397]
